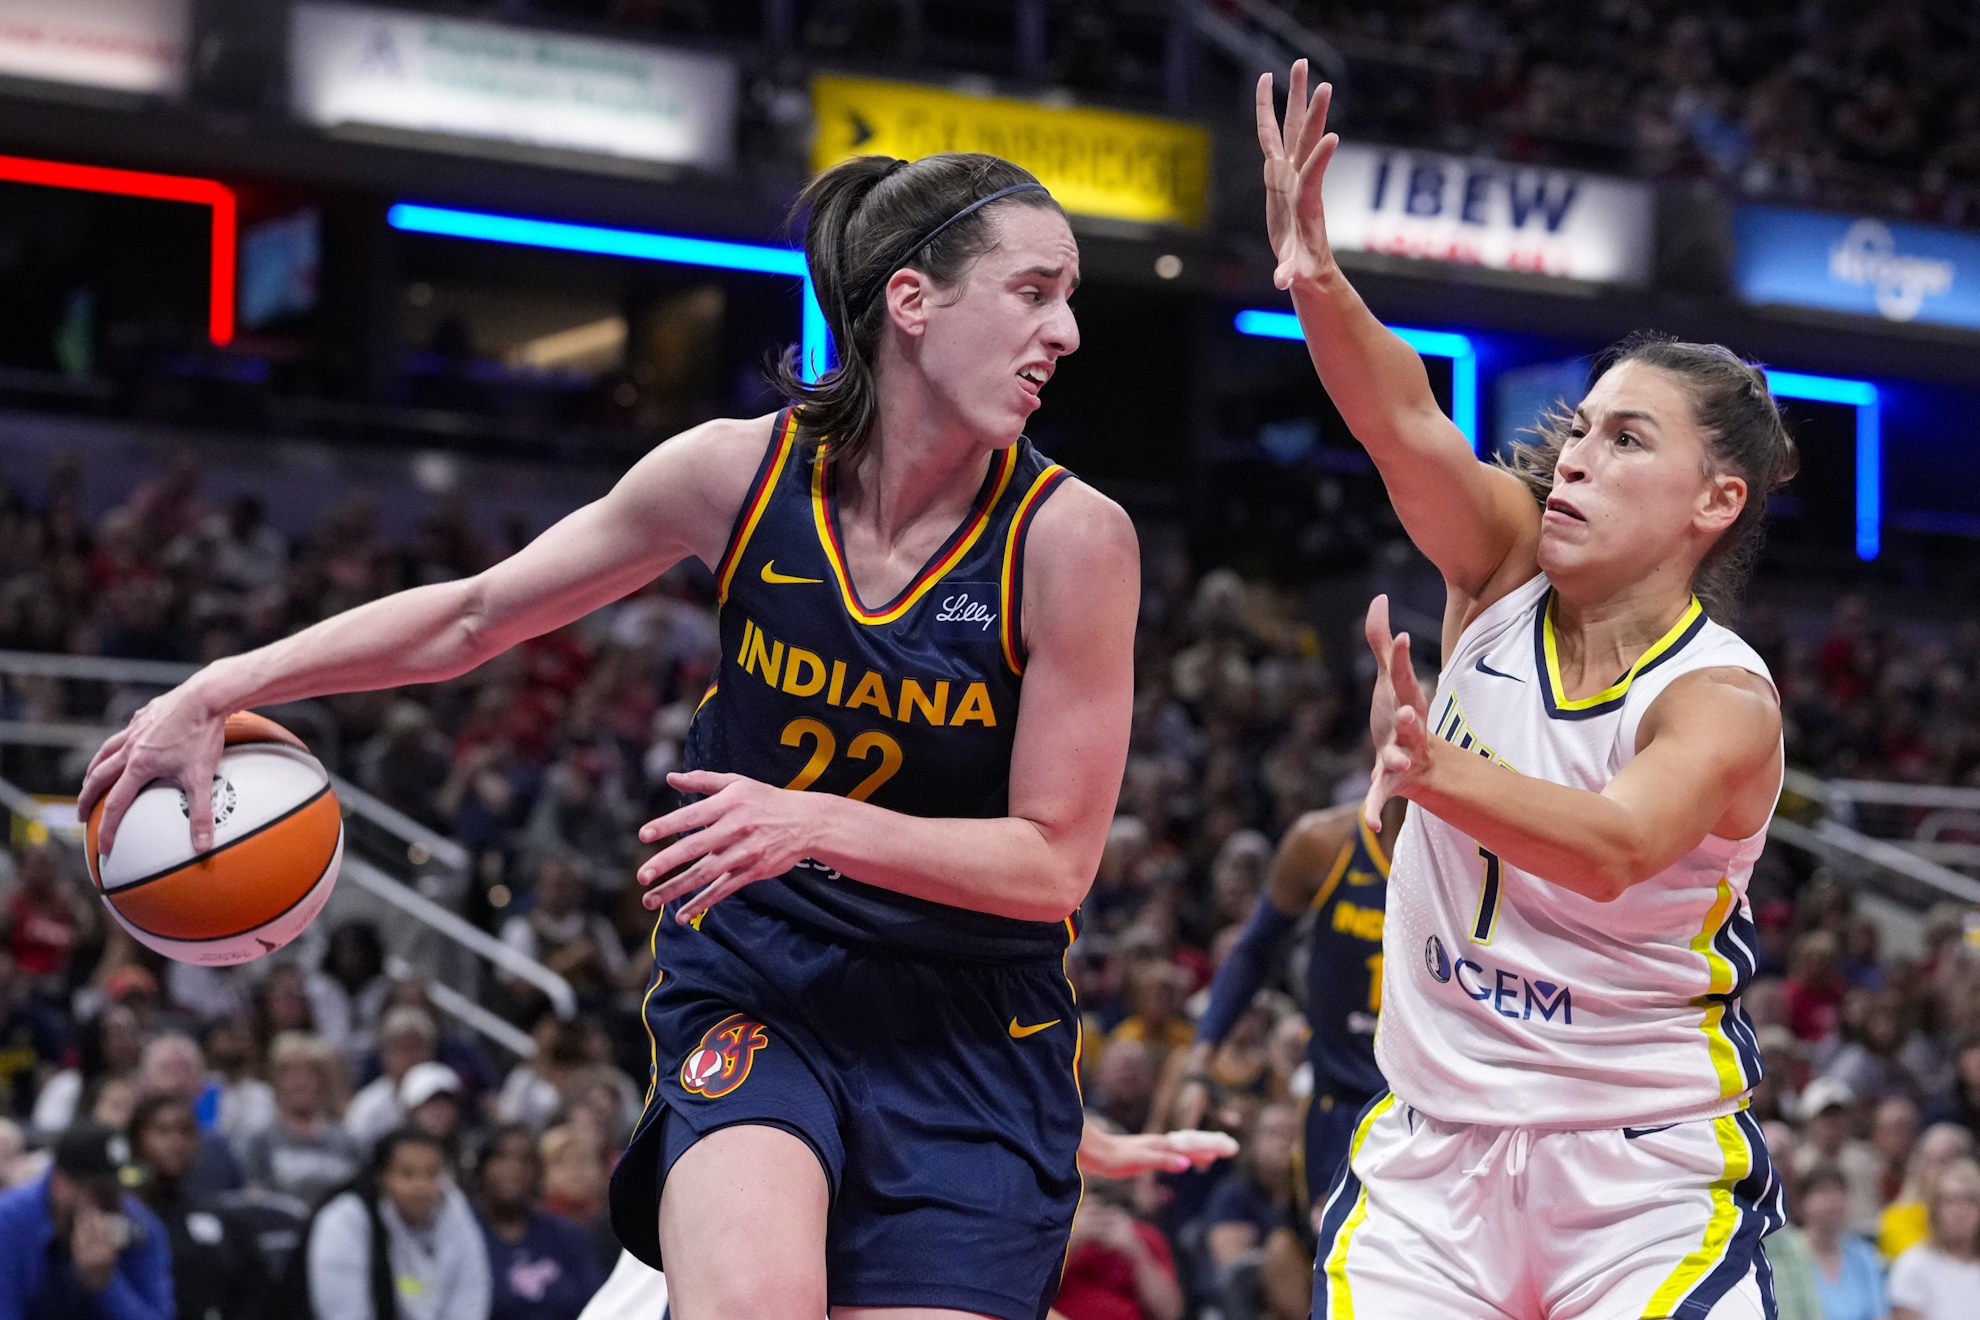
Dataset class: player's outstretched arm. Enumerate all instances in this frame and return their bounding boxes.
[636,479,1138,925]
[1260,60,1539,609]
[79,416,771,854]
[1363,597,1781,901]
[1078,1120,1239,1178]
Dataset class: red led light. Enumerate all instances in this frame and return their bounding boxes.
[0,153,236,346]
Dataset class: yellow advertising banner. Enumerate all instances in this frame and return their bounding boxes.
[811,74,1211,229]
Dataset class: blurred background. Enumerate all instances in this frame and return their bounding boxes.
[3,2,1980,1318]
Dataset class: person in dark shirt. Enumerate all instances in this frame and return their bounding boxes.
[0,1120,173,1320]
[129,1094,264,1320]
[0,953,62,1121]
[475,1126,602,1320]
[1196,1102,1301,1293]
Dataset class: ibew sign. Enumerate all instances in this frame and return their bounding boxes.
[1320,143,1654,286]
[1734,205,1978,330]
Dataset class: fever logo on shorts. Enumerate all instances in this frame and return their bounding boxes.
[679,1013,770,1099]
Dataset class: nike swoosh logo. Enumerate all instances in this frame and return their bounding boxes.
[1008,1017,1061,1039]
[761,561,823,585]
[1474,657,1524,682]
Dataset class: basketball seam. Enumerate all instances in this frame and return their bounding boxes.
[99,782,335,894]
[110,826,343,945]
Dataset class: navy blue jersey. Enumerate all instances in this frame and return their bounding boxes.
[1306,818,1391,1095]
[683,408,1075,961]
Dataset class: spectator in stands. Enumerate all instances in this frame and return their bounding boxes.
[1796,1078,1886,1235]
[1,840,92,994]
[1826,992,1926,1105]
[305,1127,490,1320]
[315,924,391,1065]
[1793,1163,1887,1320]
[1932,1036,1980,1136]
[1869,1096,1925,1208]
[202,1016,274,1150]
[32,1002,143,1138]
[1198,1102,1300,1270]
[129,1093,265,1320]
[0,1120,173,1320]
[399,1063,467,1168]
[345,1008,437,1149]
[1787,932,1849,1048]
[1890,1157,1980,1319]
[0,950,62,1121]
[1108,962,1194,1082]
[473,1125,601,1320]
[1091,1038,1158,1137]
[1053,1176,1183,1320]
[355,703,453,834]
[498,856,626,1011]
[241,1031,359,1210]
[494,1019,586,1135]
[256,964,319,1045]
[536,1123,614,1275]
[1882,1124,1976,1260]
[135,1033,241,1194]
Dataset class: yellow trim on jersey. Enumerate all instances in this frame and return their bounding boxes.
[1309,839,1357,914]
[1642,1114,1753,1317]
[694,681,719,714]
[714,412,801,605]
[1321,1093,1396,1319]
[1690,877,1747,1099]
[810,443,1019,625]
[1540,592,1704,711]
[638,918,665,1110]
[998,463,1068,674]
[1357,817,1393,876]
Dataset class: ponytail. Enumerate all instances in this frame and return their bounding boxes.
[772,152,1062,471]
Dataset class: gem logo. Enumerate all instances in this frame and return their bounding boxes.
[1425,935,1451,983]
[679,1013,769,1099]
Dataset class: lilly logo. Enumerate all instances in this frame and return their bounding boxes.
[1829,219,1954,322]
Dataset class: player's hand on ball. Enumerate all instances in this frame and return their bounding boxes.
[79,692,228,854]
[1256,58,1341,292]
[1364,595,1432,829]
[636,771,820,923]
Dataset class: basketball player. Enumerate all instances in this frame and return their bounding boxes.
[81,152,1140,1320]
[1259,63,1795,1319]
[1177,794,1405,1213]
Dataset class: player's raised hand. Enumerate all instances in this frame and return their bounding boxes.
[1364,595,1432,829]
[1256,60,1340,291]
[635,770,822,923]
[79,692,228,855]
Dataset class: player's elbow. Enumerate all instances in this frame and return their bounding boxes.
[1581,836,1663,902]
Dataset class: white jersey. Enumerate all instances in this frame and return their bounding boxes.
[1377,573,1777,1130]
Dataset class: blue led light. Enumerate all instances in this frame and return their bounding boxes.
[1766,369,1881,561]
[1233,310,1479,451]
[386,202,825,381]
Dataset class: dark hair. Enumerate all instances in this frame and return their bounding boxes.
[772,152,1064,470]
[1799,1162,1849,1197]
[1501,332,1800,619]
[127,1092,194,1147]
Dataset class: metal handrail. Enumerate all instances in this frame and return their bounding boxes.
[1768,815,1980,906]
[328,774,470,873]
[386,955,537,1058]
[0,649,195,685]
[341,857,576,1019]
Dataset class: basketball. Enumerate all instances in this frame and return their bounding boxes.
[84,712,344,966]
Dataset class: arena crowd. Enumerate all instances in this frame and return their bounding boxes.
[2,462,1980,1320]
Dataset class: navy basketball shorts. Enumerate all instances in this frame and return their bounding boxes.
[607,894,1085,1320]
[1302,1081,1375,1212]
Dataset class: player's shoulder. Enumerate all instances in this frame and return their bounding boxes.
[619,411,782,508]
[1023,474,1136,563]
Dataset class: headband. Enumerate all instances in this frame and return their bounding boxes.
[857,181,1052,315]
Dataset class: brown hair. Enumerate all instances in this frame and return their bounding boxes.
[772,153,1064,470]
[1500,333,1800,619]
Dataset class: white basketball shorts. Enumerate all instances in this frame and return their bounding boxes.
[1313,1094,1784,1320]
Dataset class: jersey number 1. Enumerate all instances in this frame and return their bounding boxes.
[1470,847,1503,944]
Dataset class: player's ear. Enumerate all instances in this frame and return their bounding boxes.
[885,267,933,337]
[1698,470,1746,537]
